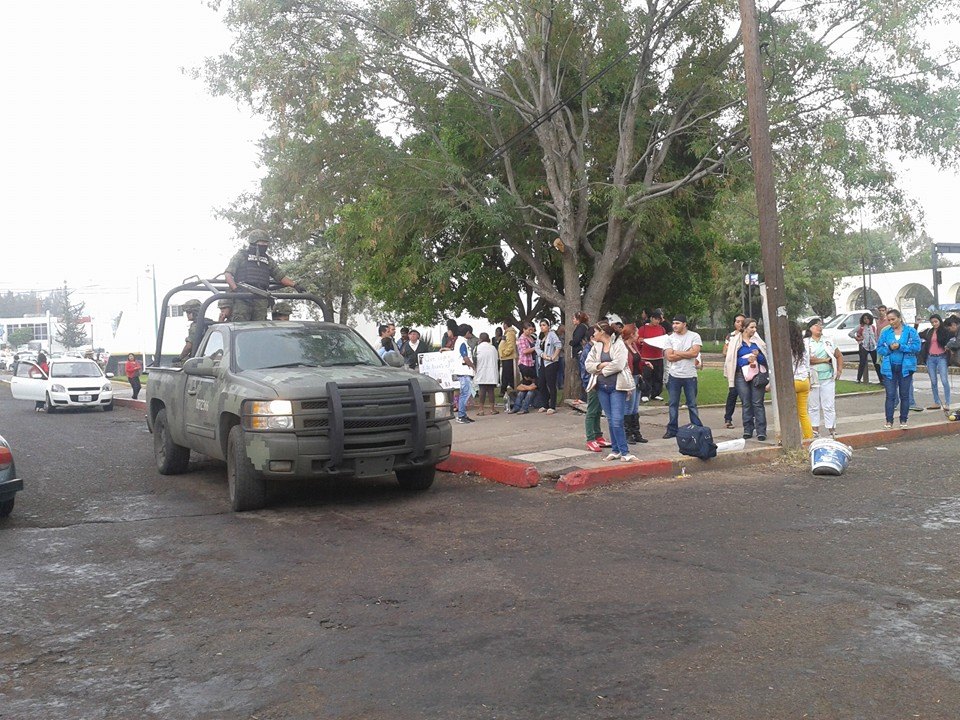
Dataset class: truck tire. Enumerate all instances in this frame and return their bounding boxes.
[0,497,14,518]
[44,393,56,413]
[227,425,267,512]
[396,465,436,491]
[154,408,190,475]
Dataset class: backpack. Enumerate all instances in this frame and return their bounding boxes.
[676,423,717,460]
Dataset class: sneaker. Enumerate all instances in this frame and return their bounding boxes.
[743,433,752,440]
[597,437,612,448]
[604,452,622,461]
[620,454,638,462]
[883,422,893,429]
[654,395,663,401]
[910,406,924,413]
[641,396,650,402]
[456,417,470,424]
[586,440,602,452]
[899,420,908,430]
[757,435,767,442]
[662,432,676,439]
[537,407,547,413]
[545,408,556,415]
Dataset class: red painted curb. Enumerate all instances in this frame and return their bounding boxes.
[840,420,960,449]
[437,452,540,488]
[556,459,675,493]
[113,398,146,410]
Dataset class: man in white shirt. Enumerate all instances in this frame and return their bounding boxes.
[663,314,703,438]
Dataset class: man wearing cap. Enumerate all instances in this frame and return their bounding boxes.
[662,314,703,439]
[216,298,233,323]
[176,299,209,364]
[271,302,293,321]
[224,229,302,321]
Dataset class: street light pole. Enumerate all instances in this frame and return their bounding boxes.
[737,0,802,449]
[149,264,159,349]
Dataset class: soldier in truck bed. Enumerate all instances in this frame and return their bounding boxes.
[224,229,303,321]
[176,299,210,364]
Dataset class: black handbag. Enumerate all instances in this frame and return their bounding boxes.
[753,370,770,390]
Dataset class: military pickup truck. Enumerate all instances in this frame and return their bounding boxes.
[145,278,453,511]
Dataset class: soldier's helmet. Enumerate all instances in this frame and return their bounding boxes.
[217,299,234,309]
[272,302,293,316]
[246,229,271,245]
[183,299,202,313]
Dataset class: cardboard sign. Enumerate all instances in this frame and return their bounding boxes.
[901,297,917,324]
[418,351,457,390]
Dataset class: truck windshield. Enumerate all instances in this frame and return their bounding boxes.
[234,326,382,371]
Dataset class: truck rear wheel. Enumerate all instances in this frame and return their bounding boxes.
[155,408,190,475]
[396,465,436,491]
[227,425,267,512]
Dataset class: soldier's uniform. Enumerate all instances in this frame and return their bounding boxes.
[224,230,286,321]
[217,298,234,322]
[177,299,206,363]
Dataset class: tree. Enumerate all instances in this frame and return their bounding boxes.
[0,291,52,318]
[53,284,89,350]
[7,328,34,350]
[208,0,960,401]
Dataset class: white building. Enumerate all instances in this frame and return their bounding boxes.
[0,313,94,356]
[833,267,959,316]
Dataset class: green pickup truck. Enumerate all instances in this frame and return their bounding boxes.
[145,280,452,511]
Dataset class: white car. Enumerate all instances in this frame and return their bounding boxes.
[10,358,114,412]
[821,311,930,354]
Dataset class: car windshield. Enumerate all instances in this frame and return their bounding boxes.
[233,325,382,371]
[50,361,103,378]
[822,315,849,329]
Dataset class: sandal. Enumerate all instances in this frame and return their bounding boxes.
[490,409,499,415]
[477,411,485,416]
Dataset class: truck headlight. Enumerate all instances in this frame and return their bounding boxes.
[51,384,66,393]
[433,391,452,419]
[243,400,294,431]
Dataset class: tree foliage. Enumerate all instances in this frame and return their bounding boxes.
[53,284,89,350]
[207,0,960,346]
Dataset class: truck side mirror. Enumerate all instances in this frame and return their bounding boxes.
[382,350,405,368]
[183,356,219,377]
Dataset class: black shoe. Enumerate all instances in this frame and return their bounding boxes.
[757,435,766,441]
[743,433,752,439]
[662,432,676,439]
[636,436,649,444]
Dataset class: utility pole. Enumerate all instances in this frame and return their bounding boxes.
[737,0,801,449]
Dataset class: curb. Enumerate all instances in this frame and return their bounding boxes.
[437,452,540,488]
[113,398,146,410]
[554,421,960,493]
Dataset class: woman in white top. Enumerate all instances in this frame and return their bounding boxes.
[790,322,814,439]
[585,322,638,462]
[473,333,500,415]
[804,318,844,438]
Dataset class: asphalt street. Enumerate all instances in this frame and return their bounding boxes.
[2,382,960,719]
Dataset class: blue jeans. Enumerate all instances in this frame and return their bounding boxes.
[735,373,766,437]
[927,354,951,406]
[597,385,629,455]
[883,366,912,423]
[666,375,701,435]
[512,389,536,413]
[457,376,473,418]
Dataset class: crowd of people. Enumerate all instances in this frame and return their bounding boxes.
[375,304,960,453]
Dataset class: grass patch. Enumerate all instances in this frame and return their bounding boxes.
[667,368,876,406]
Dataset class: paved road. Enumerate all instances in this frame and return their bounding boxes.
[2,383,959,718]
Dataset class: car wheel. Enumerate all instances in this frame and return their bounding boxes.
[227,425,267,512]
[396,465,436,491]
[103,400,114,412]
[44,393,56,413]
[0,497,14,518]
[154,408,190,475]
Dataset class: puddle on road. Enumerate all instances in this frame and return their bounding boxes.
[921,498,960,530]
[867,599,960,679]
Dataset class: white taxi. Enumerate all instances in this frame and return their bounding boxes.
[10,358,114,412]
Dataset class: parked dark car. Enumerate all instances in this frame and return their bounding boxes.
[0,433,22,517]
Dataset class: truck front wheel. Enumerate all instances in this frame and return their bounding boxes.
[396,465,436,491]
[227,425,267,512]
[154,408,190,475]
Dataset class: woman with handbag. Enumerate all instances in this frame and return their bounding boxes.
[725,318,769,441]
[585,322,638,462]
[805,318,844,438]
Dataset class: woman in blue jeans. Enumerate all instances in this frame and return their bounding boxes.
[585,322,638,462]
[731,318,769,441]
[877,309,922,429]
[920,314,952,411]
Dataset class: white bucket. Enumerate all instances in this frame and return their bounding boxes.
[809,438,853,476]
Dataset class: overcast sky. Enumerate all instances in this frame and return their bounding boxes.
[2,3,958,330]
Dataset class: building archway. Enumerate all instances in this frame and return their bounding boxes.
[846,287,883,311]
[947,283,960,304]
[895,283,935,317]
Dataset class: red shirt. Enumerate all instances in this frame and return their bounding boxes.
[125,360,142,379]
[637,323,667,360]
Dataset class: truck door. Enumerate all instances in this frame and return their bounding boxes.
[10,362,47,402]
[183,330,225,457]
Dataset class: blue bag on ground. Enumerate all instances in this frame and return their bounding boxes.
[676,424,717,459]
